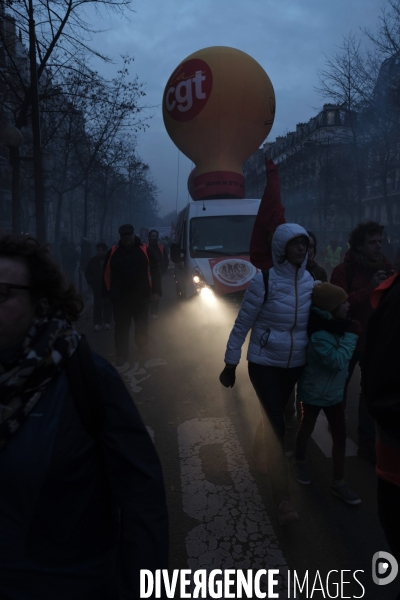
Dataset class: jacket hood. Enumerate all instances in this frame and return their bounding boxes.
[271,223,309,278]
[308,305,350,338]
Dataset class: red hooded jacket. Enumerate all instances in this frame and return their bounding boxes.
[330,249,393,352]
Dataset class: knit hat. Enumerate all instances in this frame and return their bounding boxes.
[312,282,348,313]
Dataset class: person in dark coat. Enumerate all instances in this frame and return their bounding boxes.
[330,221,394,462]
[85,242,112,331]
[146,229,169,319]
[103,224,161,369]
[363,270,400,568]
[0,233,169,600]
[306,231,328,283]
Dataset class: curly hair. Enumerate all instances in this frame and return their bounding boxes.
[0,234,83,320]
[348,221,384,251]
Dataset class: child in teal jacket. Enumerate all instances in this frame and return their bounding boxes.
[293,282,362,505]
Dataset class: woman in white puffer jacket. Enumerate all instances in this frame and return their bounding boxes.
[220,223,314,525]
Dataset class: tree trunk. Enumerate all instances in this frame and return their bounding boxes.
[54,191,64,259]
[10,146,21,234]
[69,194,75,242]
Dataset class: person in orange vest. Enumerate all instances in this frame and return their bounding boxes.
[146,230,169,319]
[102,224,161,371]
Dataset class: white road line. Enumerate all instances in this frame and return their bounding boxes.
[311,411,358,458]
[124,358,167,393]
[178,417,289,598]
[146,426,155,443]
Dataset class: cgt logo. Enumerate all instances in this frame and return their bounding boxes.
[372,551,398,586]
[163,58,213,122]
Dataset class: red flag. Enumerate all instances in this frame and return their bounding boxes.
[250,159,286,270]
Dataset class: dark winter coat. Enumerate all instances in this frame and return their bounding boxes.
[147,243,169,276]
[363,275,400,443]
[330,249,392,351]
[0,352,169,599]
[85,255,106,294]
[306,259,328,283]
[102,236,162,303]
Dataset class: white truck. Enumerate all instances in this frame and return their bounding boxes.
[170,198,261,306]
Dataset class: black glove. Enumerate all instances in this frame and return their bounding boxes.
[219,365,236,388]
[347,319,362,335]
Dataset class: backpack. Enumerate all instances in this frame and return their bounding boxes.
[65,336,105,440]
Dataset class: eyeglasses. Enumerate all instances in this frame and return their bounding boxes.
[289,239,309,249]
[0,283,31,303]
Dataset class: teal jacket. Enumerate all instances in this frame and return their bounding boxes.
[297,306,358,406]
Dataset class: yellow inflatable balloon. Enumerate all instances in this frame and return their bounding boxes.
[163,46,275,200]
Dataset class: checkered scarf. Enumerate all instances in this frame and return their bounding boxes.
[0,313,80,450]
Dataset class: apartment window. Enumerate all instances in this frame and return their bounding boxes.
[327,111,335,125]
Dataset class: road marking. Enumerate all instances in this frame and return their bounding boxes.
[178,417,288,597]
[311,411,358,457]
[146,426,155,443]
[124,359,167,393]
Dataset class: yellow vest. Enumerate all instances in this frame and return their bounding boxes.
[325,246,342,268]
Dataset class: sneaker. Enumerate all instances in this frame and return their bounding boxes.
[278,498,299,525]
[292,459,310,485]
[330,481,361,505]
[104,324,111,330]
[94,324,101,331]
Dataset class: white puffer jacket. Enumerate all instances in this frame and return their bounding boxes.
[224,223,314,368]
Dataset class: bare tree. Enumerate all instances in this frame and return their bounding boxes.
[316,35,375,222]
[0,0,138,238]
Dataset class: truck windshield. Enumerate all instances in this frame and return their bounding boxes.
[190,215,256,258]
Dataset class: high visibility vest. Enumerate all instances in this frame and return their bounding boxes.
[104,244,152,291]
[325,245,342,268]
[145,243,164,256]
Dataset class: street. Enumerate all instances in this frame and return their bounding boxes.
[78,268,398,600]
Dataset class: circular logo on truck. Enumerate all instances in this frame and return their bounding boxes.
[163,58,213,122]
[212,259,256,287]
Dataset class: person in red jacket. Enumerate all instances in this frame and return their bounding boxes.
[330,221,393,462]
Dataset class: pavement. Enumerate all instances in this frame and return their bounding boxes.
[77,269,398,600]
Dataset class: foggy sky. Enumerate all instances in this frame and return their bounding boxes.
[89,0,384,218]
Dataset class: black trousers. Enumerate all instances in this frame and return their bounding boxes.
[295,402,346,480]
[248,362,303,503]
[93,290,112,326]
[345,350,376,452]
[378,477,400,560]
[113,297,149,360]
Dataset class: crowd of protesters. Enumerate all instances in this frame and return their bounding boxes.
[0,153,399,596]
[220,158,399,567]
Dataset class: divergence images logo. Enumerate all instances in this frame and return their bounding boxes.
[372,551,398,586]
[163,58,213,122]
[213,259,256,287]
